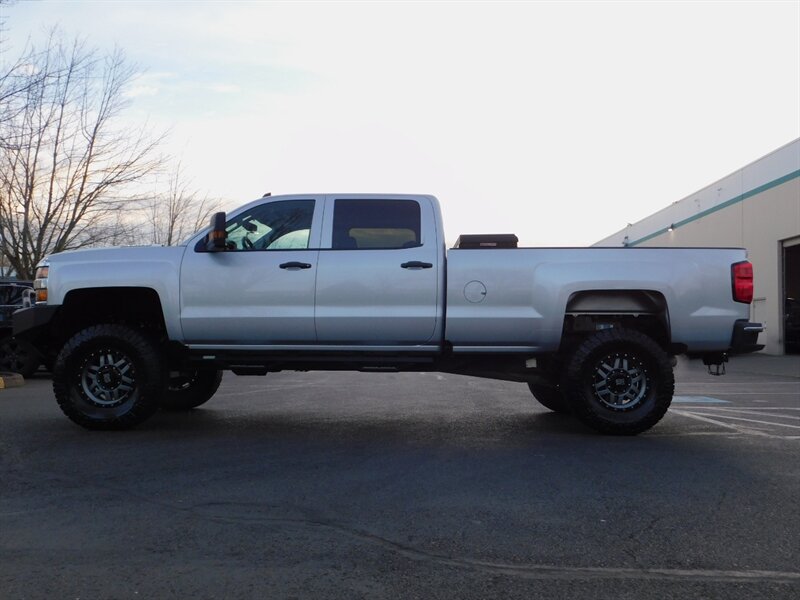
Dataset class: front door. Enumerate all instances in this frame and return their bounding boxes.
[180,196,323,344]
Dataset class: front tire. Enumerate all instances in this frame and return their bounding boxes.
[561,328,674,435]
[52,324,164,430]
[160,368,223,411]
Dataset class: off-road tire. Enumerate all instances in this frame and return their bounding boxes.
[52,324,164,430]
[160,368,223,411]
[561,328,674,435]
[527,383,571,414]
[0,335,40,378]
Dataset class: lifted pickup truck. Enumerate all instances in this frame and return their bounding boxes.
[14,193,764,434]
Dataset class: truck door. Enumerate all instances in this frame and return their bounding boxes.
[180,196,323,344]
[314,196,441,346]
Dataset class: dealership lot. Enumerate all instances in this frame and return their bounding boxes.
[1,355,798,599]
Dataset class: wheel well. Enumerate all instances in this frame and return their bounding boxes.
[52,287,167,348]
[562,290,671,351]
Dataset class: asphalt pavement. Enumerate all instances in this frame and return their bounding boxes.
[1,354,798,599]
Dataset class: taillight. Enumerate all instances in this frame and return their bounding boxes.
[732,261,754,303]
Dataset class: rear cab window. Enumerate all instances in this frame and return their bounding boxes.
[332,200,421,250]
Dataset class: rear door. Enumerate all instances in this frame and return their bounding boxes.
[314,196,440,346]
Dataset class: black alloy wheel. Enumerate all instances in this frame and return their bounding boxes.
[160,368,223,411]
[561,328,674,435]
[53,324,164,430]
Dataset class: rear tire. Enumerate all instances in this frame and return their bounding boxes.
[52,324,164,430]
[561,328,674,435]
[160,368,223,411]
[527,383,571,413]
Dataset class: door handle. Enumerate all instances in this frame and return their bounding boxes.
[279,261,312,269]
[401,261,433,269]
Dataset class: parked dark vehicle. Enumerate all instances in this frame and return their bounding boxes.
[0,281,41,377]
[786,298,800,354]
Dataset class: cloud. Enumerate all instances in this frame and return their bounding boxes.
[14,62,40,76]
[10,1,796,247]
[124,85,159,98]
[209,83,241,94]
[123,72,180,98]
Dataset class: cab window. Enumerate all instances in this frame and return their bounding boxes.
[332,200,421,249]
[225,200,314,251]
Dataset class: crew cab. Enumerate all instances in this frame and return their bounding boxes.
[14,193,764,434]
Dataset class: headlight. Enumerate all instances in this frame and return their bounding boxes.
[34,263,49,303]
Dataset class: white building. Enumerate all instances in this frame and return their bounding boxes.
[595,138,800,355]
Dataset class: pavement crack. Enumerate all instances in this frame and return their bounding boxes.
[175,502,800,584]
[622,513,663,569]
[15,470,800,585]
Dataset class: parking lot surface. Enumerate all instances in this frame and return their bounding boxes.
[1,354,798,599]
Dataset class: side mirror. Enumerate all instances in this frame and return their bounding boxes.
[206,212,227,251]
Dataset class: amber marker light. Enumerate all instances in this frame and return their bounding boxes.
[34,264,50,304]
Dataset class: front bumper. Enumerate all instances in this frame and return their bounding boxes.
[13,305,59,342]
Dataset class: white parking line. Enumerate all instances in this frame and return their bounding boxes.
[678,392,800,395]
[687,407,800,420]
[675,382,800,385]
[680,412,800,430]
[672,408,800,440]
[705,406,800,410]
[672,410,773,437]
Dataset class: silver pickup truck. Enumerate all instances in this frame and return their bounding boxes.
[14,193,764,434]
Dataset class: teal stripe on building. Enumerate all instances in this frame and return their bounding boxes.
[628,169,800,247]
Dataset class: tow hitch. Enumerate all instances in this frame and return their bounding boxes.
[703,352,728,376]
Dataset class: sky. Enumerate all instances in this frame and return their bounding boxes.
[1,1,798,246]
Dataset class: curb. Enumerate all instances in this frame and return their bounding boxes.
[0,372,25,389]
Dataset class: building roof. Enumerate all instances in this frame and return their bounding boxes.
[594,138,800,247]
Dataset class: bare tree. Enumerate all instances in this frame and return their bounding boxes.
[0,33,164,278]
[0,2,47,151]
[144,162,220,246]
[0,0,23,277]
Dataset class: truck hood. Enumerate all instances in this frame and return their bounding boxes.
[46,245,187,266]
[44,245,189,307]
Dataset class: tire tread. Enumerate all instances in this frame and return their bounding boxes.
[52,324,163,430]
[160,369,223,411]
[561,328,674,435]
[527,383,571,414]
